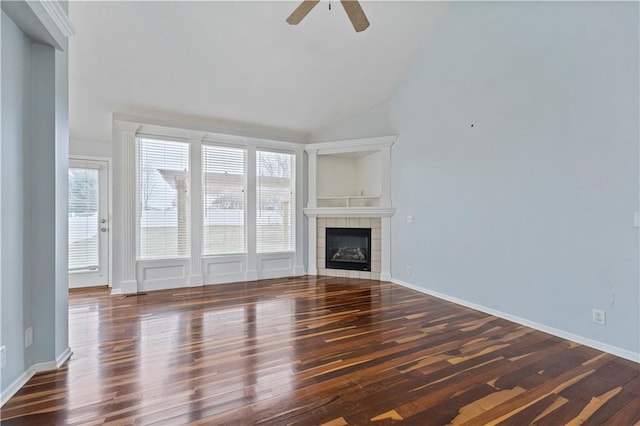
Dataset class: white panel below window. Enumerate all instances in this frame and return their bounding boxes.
[137,259,190,291]
[258,253,295,280]
[203,255,247,285]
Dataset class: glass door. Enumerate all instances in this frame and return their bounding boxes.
[68,159,109,288]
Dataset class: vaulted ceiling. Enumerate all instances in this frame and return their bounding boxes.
[69,1,451,143]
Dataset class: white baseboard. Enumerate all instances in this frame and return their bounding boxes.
[33,360,57,372]
[189,274,203,287]
[1,365,36,407]
[120,279,138,294]
[0,347,73,407]
[259,269,298,280]
[391,278,640,364]
[55,347,72,368]
[110,288,123,295]
[34,347,72,373]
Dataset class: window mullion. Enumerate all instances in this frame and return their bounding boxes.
[246,142,258,279]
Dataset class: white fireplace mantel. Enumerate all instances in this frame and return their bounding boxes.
[304,207,395,218]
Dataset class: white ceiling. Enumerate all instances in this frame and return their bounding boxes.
[69,1,451,143]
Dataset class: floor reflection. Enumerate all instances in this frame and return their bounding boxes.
[4,278,635,425]
[67,288,300,423]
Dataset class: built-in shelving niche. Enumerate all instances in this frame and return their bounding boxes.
[305,136,396,210]
[316,150,382,207]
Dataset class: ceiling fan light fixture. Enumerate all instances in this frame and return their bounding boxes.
[286,0,370,32]
[340,0,370,32]
[286,0,321,25]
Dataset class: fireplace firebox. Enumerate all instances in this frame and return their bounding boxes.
[325,227,371,271]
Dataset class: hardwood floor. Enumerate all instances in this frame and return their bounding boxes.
[2,276,639,425]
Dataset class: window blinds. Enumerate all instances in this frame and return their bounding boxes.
[136,138,190,259]
[256,151,295,253]
[202,144,246,255]
[68,167,100,270]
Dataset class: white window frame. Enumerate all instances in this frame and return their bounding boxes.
[256,148,296,254]
[135,136,192,261]
[201,142,248,256]
[115,118,305,293]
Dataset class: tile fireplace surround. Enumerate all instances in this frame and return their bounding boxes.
[305,208,393,281]
[317,217,381,280]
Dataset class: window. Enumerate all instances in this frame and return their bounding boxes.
[136,138,190,259]
[202,144,246,255]
[257,151,295,253]
[68,167,99,270]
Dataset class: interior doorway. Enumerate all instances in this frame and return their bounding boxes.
[68,158,110,288]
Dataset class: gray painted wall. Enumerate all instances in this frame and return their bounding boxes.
[54,41,70,359]
[318,2,640,355]
[1,10,33,391]
[30,43,58,364]
[1,5,70,398]
[29,41,70,364]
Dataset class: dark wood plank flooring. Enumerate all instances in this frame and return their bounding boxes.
[1,276,639,425]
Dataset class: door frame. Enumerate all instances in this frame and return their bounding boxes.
[68,155,113,289]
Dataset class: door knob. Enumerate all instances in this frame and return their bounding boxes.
[101,227,107,232]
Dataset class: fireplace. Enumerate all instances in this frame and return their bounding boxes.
[325,227,371,271]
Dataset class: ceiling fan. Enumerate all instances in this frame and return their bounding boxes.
[286,0,370,32]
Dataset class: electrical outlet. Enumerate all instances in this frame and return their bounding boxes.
[406,265,411,275]
[25,327,33,348]
[592,308,605,325]
[0,346,6,369]
[406,215,414,223]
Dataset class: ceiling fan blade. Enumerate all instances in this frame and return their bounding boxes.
[340,0,370,32]
[286,0,321,25]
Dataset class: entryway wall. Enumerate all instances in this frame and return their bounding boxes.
[1,0,73,405]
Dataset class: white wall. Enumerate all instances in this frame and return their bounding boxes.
[70,137,112,158]
[311,101,392,143]
[316,2,640,358]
